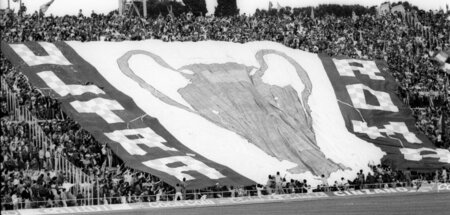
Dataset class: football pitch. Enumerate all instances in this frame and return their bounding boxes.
[96,192,450,215]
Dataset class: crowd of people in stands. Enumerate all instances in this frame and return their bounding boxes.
[1,6,449,146]
[1,3,449,210]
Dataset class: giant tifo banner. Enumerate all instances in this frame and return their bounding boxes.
[2,41,449,188]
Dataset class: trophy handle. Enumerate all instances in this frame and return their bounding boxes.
[254,49,313,128]
[117,50,195,114]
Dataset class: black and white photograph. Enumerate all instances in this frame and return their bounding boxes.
[1,0,449,214]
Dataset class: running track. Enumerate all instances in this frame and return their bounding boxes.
[95,192,450,215]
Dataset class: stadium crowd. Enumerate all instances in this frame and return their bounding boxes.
[1,3,449,210]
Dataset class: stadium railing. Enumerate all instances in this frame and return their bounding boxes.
[1,76,96,206]
[1,182,427,210]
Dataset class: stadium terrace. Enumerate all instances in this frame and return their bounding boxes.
[0,0,450,213]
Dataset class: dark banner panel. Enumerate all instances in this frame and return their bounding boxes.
[1,41,255,188]
[320,54,449,170]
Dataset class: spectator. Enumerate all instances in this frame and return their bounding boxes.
[442,167,448,182]
[174,184,182,201]
[274,172,284,194]
[404,167,412,186]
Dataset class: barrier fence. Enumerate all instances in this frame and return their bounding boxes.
[2,181,450,211]
[1,76,96,206]
[0,183,390,210]
[2,77,19,118]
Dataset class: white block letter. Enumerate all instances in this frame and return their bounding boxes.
[400,148,450,163]
[71,98,124,123]
[38,71,104,96]
[10,42,71,66]
[352,120,422,144]
[333,59,384,80]
[351,120,383,139]
[105,128,177,155]
[143,156,225,181]
[347,84,398,112]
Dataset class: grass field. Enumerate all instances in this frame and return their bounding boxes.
[94,192,450,215]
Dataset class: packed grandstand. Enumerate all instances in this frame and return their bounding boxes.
[0,0,450,212]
